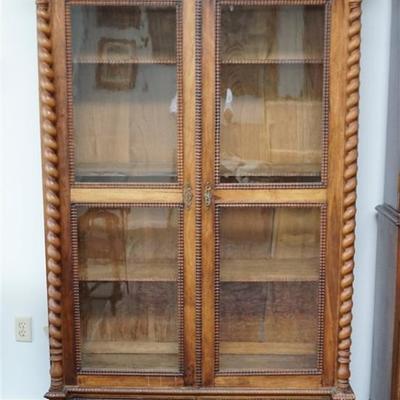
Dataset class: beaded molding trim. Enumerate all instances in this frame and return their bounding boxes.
[195,0,203,386]
[71,203,185,376]
[65,0,183,190]
[214,0,332,190]
[213,203,326,376]
[37,0,65,392]
[336,0,362,391]
[65,385,333,395]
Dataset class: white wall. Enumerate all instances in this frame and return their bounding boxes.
[0,0,392,399]
[1,1,50,399]
[352,1,392,399]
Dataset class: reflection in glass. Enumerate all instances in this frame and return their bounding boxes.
[70,5,178,183]
[221,5,324,61]
[218,4,326,184]
[77,206,180,371]
[220,64,323,183]
[71,6,176,61]
[73,64,177,183]
[218,207,321,371]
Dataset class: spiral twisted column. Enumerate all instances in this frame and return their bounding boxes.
[37,0,64,393]
[336,0,361,394]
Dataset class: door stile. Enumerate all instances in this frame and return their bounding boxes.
[322,0,346,387]
[52,0,76,385]
[201,0,218,386]
[182,0,197,386]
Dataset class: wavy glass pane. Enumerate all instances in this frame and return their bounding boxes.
[218,4,326,184]
[218,207,321,372]
[221,5,324,61]
[70,5,178,183]
[77,206,180,372]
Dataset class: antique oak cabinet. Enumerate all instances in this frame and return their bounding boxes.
[36,0,361,399]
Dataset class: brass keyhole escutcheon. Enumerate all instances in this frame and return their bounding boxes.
[204,184,212,208]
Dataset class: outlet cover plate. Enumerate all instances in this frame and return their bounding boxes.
[15,317,32,342]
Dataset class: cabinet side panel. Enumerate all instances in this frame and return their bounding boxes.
[383,0,400,209]
[370,210,398,400]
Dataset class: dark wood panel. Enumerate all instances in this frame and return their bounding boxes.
[371,1,400,398]
[383,0,400,210]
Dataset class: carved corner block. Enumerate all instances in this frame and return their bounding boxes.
[332,388,356,400]
[45,390,66,400]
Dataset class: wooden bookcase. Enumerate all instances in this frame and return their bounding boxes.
[36,0,361,399]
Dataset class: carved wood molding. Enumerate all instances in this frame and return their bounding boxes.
[332,389,356,400]
[337,0,362,391]
[65,385,333,396]
[37,0,64,394]
[195,0,203,386]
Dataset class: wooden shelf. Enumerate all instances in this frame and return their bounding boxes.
[221,58,323,65]
[81,353,179,371]
[220,162,321,178]
[75,163,177,184]
[73,56,176,65]
[220,341,315,355]
[80,257,320,282]
[220,258,320,282]
[81,340,179,371]
[83,340,313,356]
[79,261,177,282]
[83,341,178,355]
[219,353,317,371]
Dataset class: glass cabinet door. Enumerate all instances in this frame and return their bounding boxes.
[67,1,188,379]
[69,4,180,183]
[201,0,331,384]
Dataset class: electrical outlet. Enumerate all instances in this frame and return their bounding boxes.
[15,317,32,342]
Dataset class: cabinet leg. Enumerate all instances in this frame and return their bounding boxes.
[44,390,66,400]
[332,388,356,400]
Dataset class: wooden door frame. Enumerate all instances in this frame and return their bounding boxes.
[199,0,359,391]
[39,0,198,392]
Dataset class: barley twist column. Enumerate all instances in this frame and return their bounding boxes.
[335,0,362,396]
[37,0,64,393]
